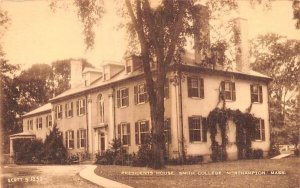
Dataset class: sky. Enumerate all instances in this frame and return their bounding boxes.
[1,0,299,70]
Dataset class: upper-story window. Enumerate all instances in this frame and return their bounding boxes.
[76,99,86,116]
[65,102,73,118]
[46,115,52,128]
[187,77,204,98]
[220,81,236,101]
[135,120,150,145]
[134,83,148,104]
[65,130,74,149]
[188,116,207,143]
[117,88,129,108]
[251,84,263,103]
[255,118,265,141]
[55,105,63,120]
[125,60,132,74]
[118,123,131,146]
[36,117,42,130]
[27,119,33,130]
[97,94,104,123]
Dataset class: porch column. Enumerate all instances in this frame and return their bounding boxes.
[108,90,115,143]
[87,95,93,154]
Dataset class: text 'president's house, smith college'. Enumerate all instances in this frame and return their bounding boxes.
[9,17,272,163]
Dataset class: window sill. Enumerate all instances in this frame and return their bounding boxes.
[66,116,73,119]
[252,102,263,104]
[254,140,264,142]
[190,141,206,144]
[119,105,128,109]
[136,102,146,105]
[78,114,85,117]
[189,97,204,100]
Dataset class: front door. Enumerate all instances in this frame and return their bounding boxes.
[98,131,105,154]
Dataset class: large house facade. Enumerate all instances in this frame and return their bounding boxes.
[10,18,272,162]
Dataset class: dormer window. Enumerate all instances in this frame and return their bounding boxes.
[125,60,132,74]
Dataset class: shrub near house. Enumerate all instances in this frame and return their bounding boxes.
[13,125,68,164]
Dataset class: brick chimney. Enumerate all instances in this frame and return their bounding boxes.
[194,5,210,64]
[233,17,250,73]
[70,60,83,88]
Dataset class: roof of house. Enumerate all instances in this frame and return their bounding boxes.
[22,103,52,118]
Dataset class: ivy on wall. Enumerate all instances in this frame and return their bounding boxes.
[207,108,257,162]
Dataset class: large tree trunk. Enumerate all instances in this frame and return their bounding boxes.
[150,89,165,169]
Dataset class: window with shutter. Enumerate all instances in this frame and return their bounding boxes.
[66,130,74,149]
[77,99,86,116]
[255,118,266,141]
[120,123,131,146]
[188,116,207,142]
[164,79,169,99]
[164,119,171,143]
[251,84,263,103]
[220,81,236,101]
[135,83,148,104]
[187,77,204,98]
[135,120,150,145]
[118,88,129,108]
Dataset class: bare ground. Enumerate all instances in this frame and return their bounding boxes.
[1,164,101,188]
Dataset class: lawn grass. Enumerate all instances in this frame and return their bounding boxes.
[95,157,300,188]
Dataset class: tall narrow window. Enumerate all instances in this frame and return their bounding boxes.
[188,116,207,142]
[27,119,33,130]
[77,129,87,148]
[255,119,265,141]
[134,83,148,104]
[251,84,263,103]
[97,94,104,123]
[187,77,204,98]
[65,130,74,149]
[117,88,129,108]
[220,81,236,101]
[135,120,150,145]
[36,117,42,130]
[118,123,131,145]
[76,99,86,116]
[55,105,62,119]
[46,115,52,128]
[65,102,73,118]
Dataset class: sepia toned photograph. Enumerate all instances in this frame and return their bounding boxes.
[0,0,299,187]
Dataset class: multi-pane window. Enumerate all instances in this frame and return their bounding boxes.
[97,94,104,123]
[187,77,204,98]
[251,84,263,103]
[76,99,86,116]
[65,102,73,118]
[117,88,129,108]
[36,117,42,130]
[188,116,207,142]
[46,115,52,128]
[65,130,74,149]
[77,129,87,148]
[255,119,265,141]
[118,123,131,145]
[27,119,33,130]
[134,83,148,104]
[55,105,62,119]
[135,120,150,145]
[220,81,236,101]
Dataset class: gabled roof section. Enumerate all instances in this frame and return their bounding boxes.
[22,103,52,118]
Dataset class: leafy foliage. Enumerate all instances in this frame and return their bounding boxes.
[208,108,257,161]
[250,33,300,146]
[13,138,44,164]
[43,123,68,164]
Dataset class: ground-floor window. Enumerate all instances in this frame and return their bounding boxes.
[65,130,74,149]
[164,118,171,144]
[118,123,131,146]
[255,118,265,141]
[77,129,87,148]
[188,116,207,142]
[135,120,150,145]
